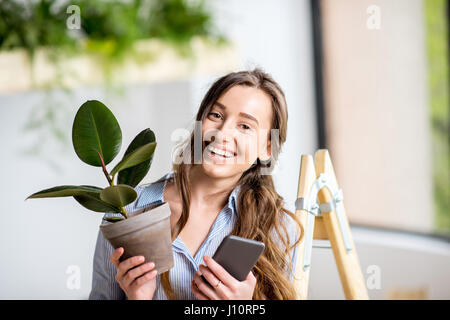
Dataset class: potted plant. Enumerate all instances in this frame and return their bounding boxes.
[25,100,174,274]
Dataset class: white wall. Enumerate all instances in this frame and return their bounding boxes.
[308,226,450,299]
[320,0,434,232]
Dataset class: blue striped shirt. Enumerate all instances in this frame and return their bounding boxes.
[89,171,299,300]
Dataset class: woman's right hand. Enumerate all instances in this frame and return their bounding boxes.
[110,247,158,300]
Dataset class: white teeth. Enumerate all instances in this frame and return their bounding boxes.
[207,144,235,158]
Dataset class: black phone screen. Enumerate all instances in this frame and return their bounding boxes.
[200,235,265,283]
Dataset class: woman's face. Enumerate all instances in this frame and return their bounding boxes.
[200,85,274,179]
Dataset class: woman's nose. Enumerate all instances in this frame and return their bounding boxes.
[211,129,233,146]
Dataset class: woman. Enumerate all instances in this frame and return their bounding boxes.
[89,68,304,300]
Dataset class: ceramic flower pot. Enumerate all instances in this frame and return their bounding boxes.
[100,202,174,274]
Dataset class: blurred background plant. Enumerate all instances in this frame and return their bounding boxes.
[424,0,450,233]
[0,0,227,169]
[0,0,227,60]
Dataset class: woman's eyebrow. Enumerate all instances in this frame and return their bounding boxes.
[214,101,259,125]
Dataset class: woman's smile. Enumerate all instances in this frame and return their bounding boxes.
[204,141,238,164]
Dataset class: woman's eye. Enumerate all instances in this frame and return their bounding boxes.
[240,124,251,131]
[209,112,221,119]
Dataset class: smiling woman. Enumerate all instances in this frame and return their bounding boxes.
[89,68,304,300]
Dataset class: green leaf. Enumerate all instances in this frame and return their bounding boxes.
[118,128,156,187]
[26,184,121,213]
[110,141,156,177]
[74,192,121,213]
[72,100,122,167]
[25,185,104,199]
[99,184,137,208]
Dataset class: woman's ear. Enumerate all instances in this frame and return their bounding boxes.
[259,139,271,162]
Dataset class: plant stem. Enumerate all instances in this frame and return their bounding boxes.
[121,206,128,219]
[94,149,113,185]
[100,157,113,185]
[94,148,127,219]
[104,168,113,185]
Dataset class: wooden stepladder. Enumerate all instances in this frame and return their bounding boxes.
[293,149,369,299]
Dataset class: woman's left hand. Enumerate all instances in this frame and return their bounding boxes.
[191,255,257,300]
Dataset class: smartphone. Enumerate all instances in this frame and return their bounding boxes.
[201,235,265,282]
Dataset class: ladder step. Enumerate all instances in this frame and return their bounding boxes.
[312,240,332,249]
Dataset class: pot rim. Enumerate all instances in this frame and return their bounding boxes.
[100,201,171,239]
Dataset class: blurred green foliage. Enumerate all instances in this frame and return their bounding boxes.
[0,0,74,55]
[0,0,228,171]
[425,0,450,234]
[0,0,227,60]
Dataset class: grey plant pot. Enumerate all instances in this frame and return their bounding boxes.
[100,202,174,274]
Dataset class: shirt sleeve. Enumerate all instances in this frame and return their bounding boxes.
[88,222,126,300]
[88,185,145,300]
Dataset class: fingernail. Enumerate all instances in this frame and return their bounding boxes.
[139,256,145,261]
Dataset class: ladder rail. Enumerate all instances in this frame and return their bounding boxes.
[292,149,369,300]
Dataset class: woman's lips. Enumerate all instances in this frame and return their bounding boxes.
[204,141,237,156]
[204,142,237,163]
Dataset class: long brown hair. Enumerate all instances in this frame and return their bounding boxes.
[160,68,304,299]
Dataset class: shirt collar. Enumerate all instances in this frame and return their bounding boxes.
[135,170,241,214]
[227,183,240,215]
[134,171,174,209]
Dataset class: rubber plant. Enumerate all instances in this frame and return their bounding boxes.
[25,100,156,222]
